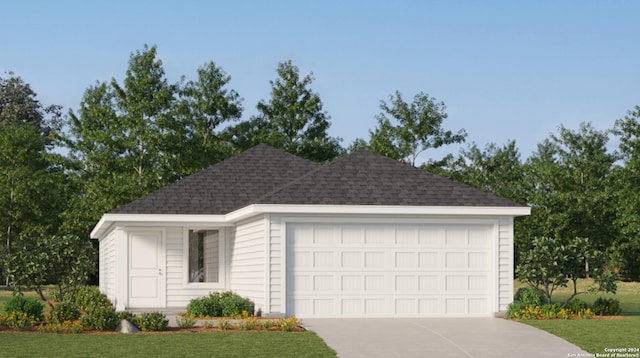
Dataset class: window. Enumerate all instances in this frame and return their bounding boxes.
[187,229,222,283]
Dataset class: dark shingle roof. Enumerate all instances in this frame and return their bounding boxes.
[257,149,522,207]
[111,145,523,215]
[110,144,320,214]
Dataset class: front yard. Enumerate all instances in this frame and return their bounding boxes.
[516,279,640,354]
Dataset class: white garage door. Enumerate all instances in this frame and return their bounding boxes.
[286,223,494,317]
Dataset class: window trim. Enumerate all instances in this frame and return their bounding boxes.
[183,227,226,288]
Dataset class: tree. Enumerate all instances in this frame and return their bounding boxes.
[516,236,616,306]
[437,140,525,202]
[366,91,467,166]
[224,60,343,162]
[4,234,95,306]
[0,73,65,283]
[610,106,640,280]
[520,123,617,252]
[62,46,243,236]
[168,61,243,175]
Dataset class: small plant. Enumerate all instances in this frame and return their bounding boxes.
[203,319,215,329]
[261,319,277,330]
[279,316,301,332]
[176,313,196,328]
[239,315,259,331]
[138,312,168,331]
[591,297,622,316]
[39,320,84,334]
[514,287,546,307]
[217,317,232,331]
[4,311,35,331]
[116,311,139,327]
[50,302,81,324]
[4,295,45,321]
[565,298,590,315]
[81,306,119,331]
[577,308,594,319]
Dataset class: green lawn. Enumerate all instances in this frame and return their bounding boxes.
[515,279,640,354]
[0,331,337,358]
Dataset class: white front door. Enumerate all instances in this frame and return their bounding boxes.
[128,230,166,308]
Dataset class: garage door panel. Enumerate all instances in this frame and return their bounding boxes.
[287,223,493,317]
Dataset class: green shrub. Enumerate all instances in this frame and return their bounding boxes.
[4,295,45,321]
[514,287,546,307]
[116,311,139,327]
[81,306,119,331]
[219,291,254,317]
[73,286,113,312]
[186,295,221,317]
[591,297,622,316]
[50,302,81,324]
[138,312,168,331]
[566,298,589,314]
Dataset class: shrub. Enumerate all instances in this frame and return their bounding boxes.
[219,292,254,317]
[187,295,221,317]
[73,286,113,312]
[116,311,139,327]
[175,313,196,328]
[591,297,622,316]
[506,301,527,319]
[81,306,119,331]
[4,295,45,321]
[50,302,81,324]
[514,287,546,307]
[138,312,168,331]
[3,311,35,330]
[566,298,589,315]
[239,315,259,331]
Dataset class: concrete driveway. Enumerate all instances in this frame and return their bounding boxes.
[303,318,589,358]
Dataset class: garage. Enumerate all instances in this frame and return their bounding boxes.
[286,222,495,318]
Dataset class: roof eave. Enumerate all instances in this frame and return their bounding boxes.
[91,204,531,239]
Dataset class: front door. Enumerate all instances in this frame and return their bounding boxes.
[128,230,166,308]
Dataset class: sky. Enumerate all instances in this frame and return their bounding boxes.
[2,1,639,162]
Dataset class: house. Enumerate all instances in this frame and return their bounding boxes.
[91,144,530,318]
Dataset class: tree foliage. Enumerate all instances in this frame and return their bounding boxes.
[0,73,66,283]
[224,60,343,162]
[365,91,467,166]
[61,46,242,236]
[4,235,96,306]
[516,236,616,306]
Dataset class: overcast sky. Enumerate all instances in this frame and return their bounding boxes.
[2,1,639,162]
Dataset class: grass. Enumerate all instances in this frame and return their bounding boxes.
[0,331,337,358]
[515,279,640,354]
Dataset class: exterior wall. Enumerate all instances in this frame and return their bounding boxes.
[165,226,221,307]
[268,216,284,314]
[229,216,266,312]
[98,227,117,304]
[497,216,515,313]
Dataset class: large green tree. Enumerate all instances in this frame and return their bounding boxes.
[610,106,640,280]
[62,46,243,236]
[224,60,343,162]
[364,91,467,166]
[520,122,617,252]
[0,73,65,283]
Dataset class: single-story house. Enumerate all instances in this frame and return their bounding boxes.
[91,144,530,318]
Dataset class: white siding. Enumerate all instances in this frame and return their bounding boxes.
[269,216,284,314]
[229,216,266,312]
[497,217,515,313]
[98,228,117,304]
